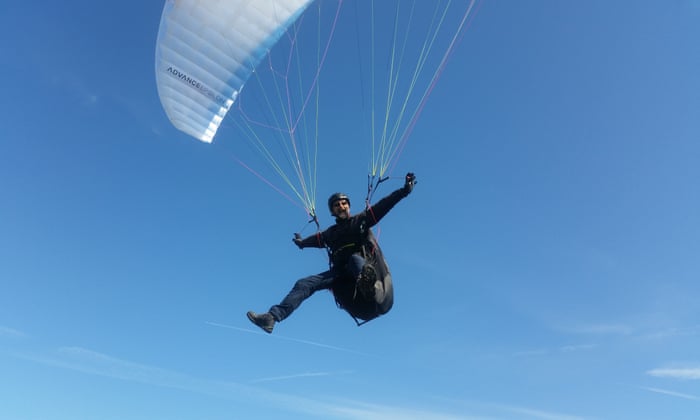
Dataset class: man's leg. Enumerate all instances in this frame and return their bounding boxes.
[268,270,334,322]
[347,254,365,278]
[348,254,379,300]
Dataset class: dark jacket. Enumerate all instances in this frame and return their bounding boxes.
[297,187,408,321]
[296,187,408,264]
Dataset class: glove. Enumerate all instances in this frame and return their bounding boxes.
[293,233,303,249]
[403,172,416,195]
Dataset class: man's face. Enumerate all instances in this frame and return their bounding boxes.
[331,198,350,219]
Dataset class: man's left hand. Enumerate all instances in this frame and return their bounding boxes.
[404,172,416,195]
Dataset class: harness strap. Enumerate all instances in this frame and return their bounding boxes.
[333,242,357,256]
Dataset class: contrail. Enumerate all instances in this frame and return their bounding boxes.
[205,321,375,356]
[641,386,699,401]
[250,370,353,384]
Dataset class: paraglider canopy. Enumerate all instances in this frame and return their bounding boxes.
[155,0,314,143]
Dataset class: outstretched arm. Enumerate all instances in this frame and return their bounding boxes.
[292,231,325,249]
[366,172,416,226]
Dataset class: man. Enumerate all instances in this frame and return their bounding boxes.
[246,172,417,333]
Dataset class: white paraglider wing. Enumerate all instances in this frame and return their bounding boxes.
[155,0,314,143]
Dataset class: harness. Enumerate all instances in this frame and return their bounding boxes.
[330,235,382,327]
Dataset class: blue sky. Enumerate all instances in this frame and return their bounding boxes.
[2,1,700,419]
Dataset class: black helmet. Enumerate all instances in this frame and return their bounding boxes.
[327,192,350,212]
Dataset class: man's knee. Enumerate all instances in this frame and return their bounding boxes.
[293,277,314,291]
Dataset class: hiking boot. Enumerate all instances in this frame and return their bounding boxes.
[357,263,377,300]
[247,311,275,334]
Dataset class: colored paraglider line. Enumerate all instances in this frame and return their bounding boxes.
[220,3,346,216]
[227,150,311,216]
[289,1,343,134]
[385,0,482,177]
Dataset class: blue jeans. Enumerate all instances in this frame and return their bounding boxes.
[269,254,365,321]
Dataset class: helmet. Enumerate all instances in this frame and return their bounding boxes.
[327,192,351,212]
